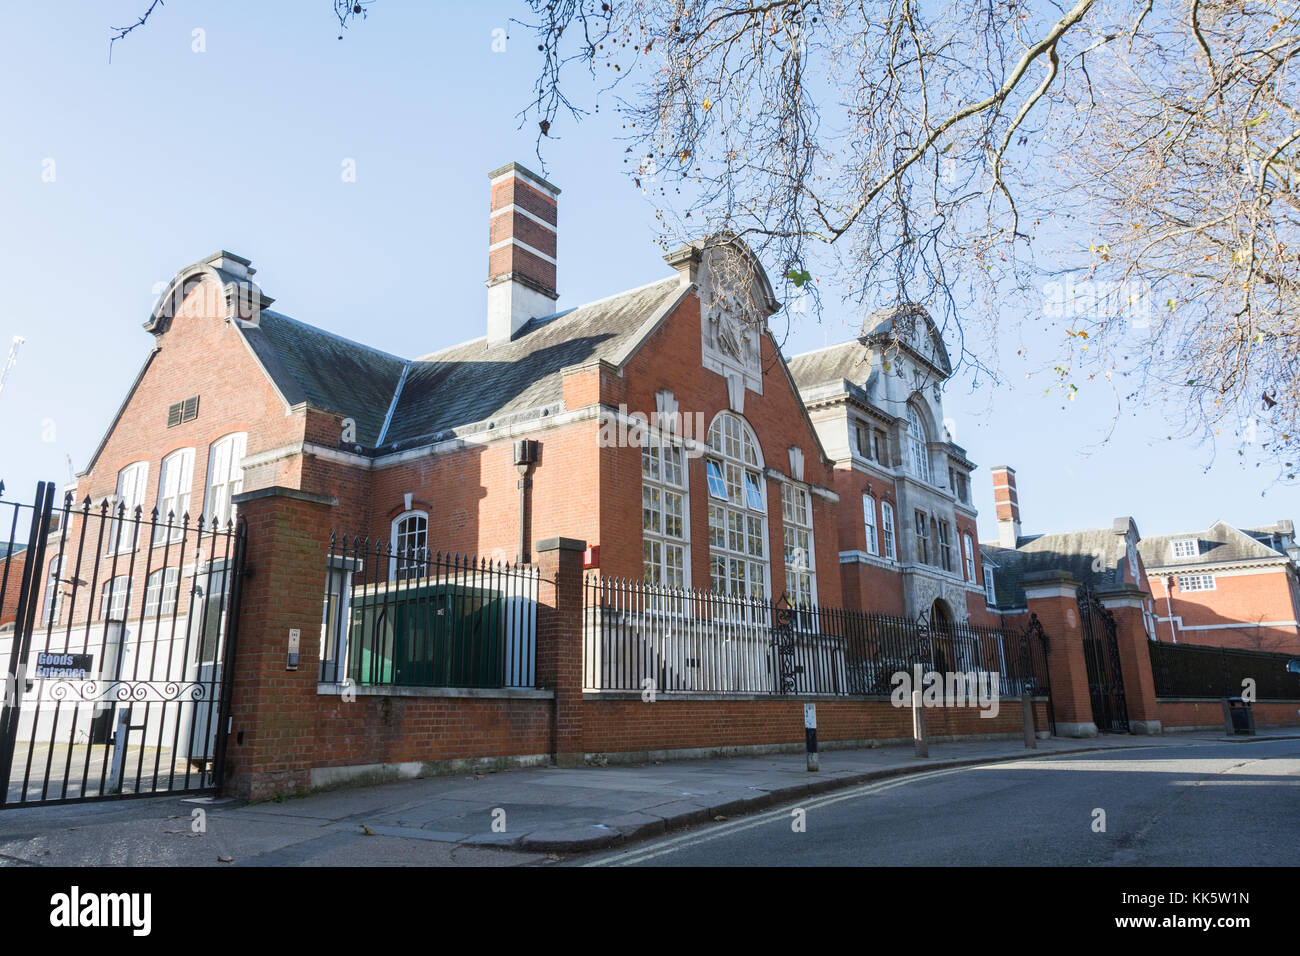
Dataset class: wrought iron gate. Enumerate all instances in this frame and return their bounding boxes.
[1077,586,1129,732]
[0,480,247,807]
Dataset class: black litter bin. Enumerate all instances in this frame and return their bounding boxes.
[1224,696,1255,736]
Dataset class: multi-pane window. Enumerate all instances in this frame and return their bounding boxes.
[984,567,997,606]
[99,575,131,622]
[914,510,930,564]
[874,430,888,466]
[706,413,767,603]
[863,494,879,556]
[205,433,246,527]
[43,556,63,628]
[390,512,428,581]
[155,447,195,544]
[881,501,897,560]
[144,567,180,617]
[1177,573,1216,592]
[1171,538,1199,560]
[963,533,976,582]
[109,462,149,554]
[642,435,687,589]
[782,483,816,608]
[937,519,953,572]
[907,406,931,483]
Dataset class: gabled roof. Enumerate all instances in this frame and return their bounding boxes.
[1138,520,1290,570]
[381,277,686,448]
[787,340,874,391]
[981,527,1130,608]
[239,311,409,447]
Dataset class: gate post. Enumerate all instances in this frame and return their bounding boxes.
[1095,584,1162,734]
[534,537,586,768]
[221,486,337,800]
[1023,571,1097,737]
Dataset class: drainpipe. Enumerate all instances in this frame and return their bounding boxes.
[1164,575,1178,644]
[514,440,540,564]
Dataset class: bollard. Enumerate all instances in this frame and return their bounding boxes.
[1022,692,1037,749]
[912,690,928,758]
[1221,698,1234,736]
[804,703,819,771]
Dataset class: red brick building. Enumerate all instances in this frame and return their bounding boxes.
[1139,521,1300,653]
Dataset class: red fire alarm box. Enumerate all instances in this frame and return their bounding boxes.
[583,545,600,569]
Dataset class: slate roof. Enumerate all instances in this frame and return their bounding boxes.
[787,340,873,390]
[236,276,687,453]
[240,311,409,447]
[1138,520,1290,570]
[980,527,1132,609]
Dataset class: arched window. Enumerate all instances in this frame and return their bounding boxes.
[99,575,131,622]
[145,567,180,617]
[390,511,428,581]
[109,461,149,554]
[205,433,246,527]
[907,405,931,483]
[155,447,195,544]
[705,412,767,602]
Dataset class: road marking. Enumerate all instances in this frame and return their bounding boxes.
[584,766,974,866]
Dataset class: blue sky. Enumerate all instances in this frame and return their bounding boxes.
[0,1,1293,542]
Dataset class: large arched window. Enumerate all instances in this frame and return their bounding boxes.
[390,511,429,581]
[204,433,246,527]
[109,461,149,554]
[705,412,768,602]
[155,447,195,544]
[907,405,931,483]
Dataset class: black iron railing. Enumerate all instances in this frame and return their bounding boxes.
[0,483,245,806]
[321,535,539,690]
[1149,640,1300,700]
[582,575,1051,698]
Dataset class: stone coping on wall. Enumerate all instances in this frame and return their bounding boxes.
[582,691,1049,703]
[316,683,554,700]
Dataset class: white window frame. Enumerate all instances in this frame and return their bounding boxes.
[881,501,897,561]
[984,566,997,606]
[322,556,359,683]
[781,482,817,609]
[914,509,930,564]
[963,533,976,582]
[109,461,149,555]
[99,575,131,622]
[144,566,180,618]
[642,433,690,591]
[863,494,879,556]
[204,433,246,529]
[907,406,932,483]
[155,447,195,544]
[1171,538,1199,560]
[43,555,63,628]
[706,412,770,609]
[389,511,429,581]
[1177,573,1216,592]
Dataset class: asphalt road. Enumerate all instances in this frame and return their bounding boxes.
[579,738,1300,866]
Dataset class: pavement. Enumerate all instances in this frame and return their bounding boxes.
[0,728,1296,866]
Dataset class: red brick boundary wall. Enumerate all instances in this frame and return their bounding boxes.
[579,696,1052,763]
[218,499,1052,800]
[1158,699,1300,732]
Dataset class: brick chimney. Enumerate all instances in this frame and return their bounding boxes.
[486,162,560,346]
[992,465,1022,548]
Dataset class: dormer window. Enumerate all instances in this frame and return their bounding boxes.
[1171,538,1199,560]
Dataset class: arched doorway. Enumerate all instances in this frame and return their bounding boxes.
[930,598,955,673]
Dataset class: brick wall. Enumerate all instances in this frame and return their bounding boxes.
[1148,567,1300,654]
